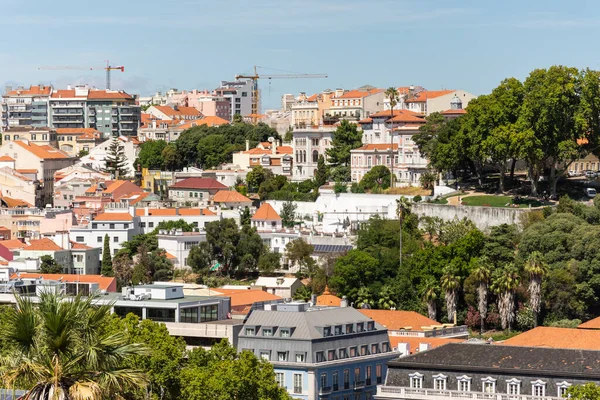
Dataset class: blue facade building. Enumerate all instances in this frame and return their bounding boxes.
[238,302,397,400]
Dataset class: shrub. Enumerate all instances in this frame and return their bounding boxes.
[413,195,422,203]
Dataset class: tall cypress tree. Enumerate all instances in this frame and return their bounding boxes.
[102,138,128,179]
[101,234,113,276]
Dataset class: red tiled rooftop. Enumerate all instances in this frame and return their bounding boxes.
[212,190,252,203]
[23,238,63,251]
[358,309,441,331]
[502,326,600,350]
[169,177,228,190]
[252,203,281,220]
[93,212,133,222]
[405,90,454,103]
[11,273,117,292]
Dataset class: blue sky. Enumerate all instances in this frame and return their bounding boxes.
[1,0,600,109]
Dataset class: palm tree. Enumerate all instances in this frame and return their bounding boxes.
[472,257,492,334]
[0,291,148,399]
[524,251,549,327]
[356,287,374,309]
[377,285,397,310]
[441,265,461,323]
[421,278,439,321]
[385,87,398,188]
[396,196,411,268]
[491,263,521,331]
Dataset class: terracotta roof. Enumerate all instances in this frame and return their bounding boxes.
[358,117,373,124]
[0,239,26,250]
[502,326,600,351]
[165,252,177,260]
[358,309,441,331]
[85,184,98,194]
[306,94,318,102]
[405,90,454,103]
[336,89,383,99]
[51,90,86,99]
[23,238,63,251]
[216,289,282,307]
[93,212,133,222]
[152,106,201,118]
[389,336,465,354]
[178,116,230,129]
[87,90,134,100]
[70,242,94,250]
[0,156,15,161]
[141,113,152,123]
[134,208,216,216]
[369,109,420,118]
[126,192,151,205]
[1,196,32,208]
[56,128,101,135]
[13,141,70,159]
[578,137,590,146]
[389,113,426,123]
[104,180,128,194]
[15,169,37,174]
[579,316,600,329]
[11,273,117,292]
[252,203,281,220]
[169,177,228,190]
[316,286,342,307]
[212,190,252,203]
[7,85,52,96]
[441,109,467,115]
[353,144,398,151]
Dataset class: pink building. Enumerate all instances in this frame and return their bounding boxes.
[169,90,231,121]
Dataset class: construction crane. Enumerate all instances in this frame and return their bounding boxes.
[235,66,327,123]
[38,60,125,90]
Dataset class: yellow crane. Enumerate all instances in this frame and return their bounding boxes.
[38,60,125,90]
[235,66,327,123]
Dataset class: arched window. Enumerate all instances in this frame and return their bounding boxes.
[456,375,471,392]
[506,378,521,396]
[409,372,423,389]
[302,150,307,163]
[532,380,546,397]
[312,150,319,163]
[432,374,447,390]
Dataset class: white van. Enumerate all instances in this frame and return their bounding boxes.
[585,187,597,198]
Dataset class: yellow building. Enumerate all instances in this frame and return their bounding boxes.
[56,128,103,157]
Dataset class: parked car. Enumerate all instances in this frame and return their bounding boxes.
[585,171,598,179]
[585,187,597,198]
[568,170,578,177]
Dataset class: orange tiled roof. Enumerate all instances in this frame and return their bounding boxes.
[11,273,116,291]
[0,239,26,250]
[153,106,201,118]
[441,109,467,115]
[1,196,32,208]
[212,190,251,203]
[0,156,15,161]
[87,90,134,100]
[15,169,37,174]
[578,316,600,329]
[7,85,52,96]
[51,90,86,99]
[306,94,318,102]
[127,192,151,205]
[578,137,590,146]
[93,212,133,222]
[169,177,227,190]
[502,326,600,350]
[353,144,398,151]
[252,203,281,220]
[216,289,281,307]
[56,128,101,135]
[316,286,342,307]
[358,309,441,331]
[358,117,373,124]
[71,242,94,250]
[336,89,383,99]
[23,238,63,251]
[165,252,177,260]
[178,116,230,130]
[13,141,70,159]
[134,208,216,216]
[369,109,419,118]
[389,113,426,123]
[405,90,454,103]
[389,336,465,354]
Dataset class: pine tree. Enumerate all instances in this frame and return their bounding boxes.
[101,234,113,276]
[103,138,128,179]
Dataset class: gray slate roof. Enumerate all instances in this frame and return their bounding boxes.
[244,307,383,340]
[390,343,600,376]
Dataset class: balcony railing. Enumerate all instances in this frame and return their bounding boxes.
[293,387,302,394]
[319,386,332,394]
[333,384,339,391]
[376,387,565,400]
[354,380,365,390]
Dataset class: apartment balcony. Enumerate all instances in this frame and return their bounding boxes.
[53,118,84,124]
[376,386,564,400]
[319,386,332,395]
[53,109,83,115]
[32,101,47,106]
[87,108,96,115]
[119,109,134,116]
[8,106,30,112]
[354,380,365,390]
[51,103,85,108]
[31,115,47,121]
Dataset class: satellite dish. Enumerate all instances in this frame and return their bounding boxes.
[267,137,275,143]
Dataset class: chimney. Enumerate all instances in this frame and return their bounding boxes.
[245,140,250,151]
[310,293,317,305]
[144,207,149,216]
[340,295,348,308]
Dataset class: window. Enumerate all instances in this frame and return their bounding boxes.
[312,150,319,163]
[349,347,357,357]
[367,321,375,331]
[280,328,290,337]
[376,364,383,384]
[277,352,288,361]
[327,350,335,361]
[275,372,284,388]
[365,366,372,385]
[259,351,270,360]
[200,304,218,322]
[295,353,305,363]
[339,348,347,359]
[262,328,273,336]
[76,236,84,242]
[320,373,327,389]
[245,328,255,335]
[242,92,248,97]
[409,373,423,389]
[506,378,521,396]
[235,98,241,103]
[481,377,496,393]
[357,323,364,332]
[113,236,118,243]
[109,223,115,229]
[371,344,379,354]
[180,307,198,323]
[532,380,546,397]
[433,374,447,390]
[557,382,571,398]
[97,236,102,243]
[323,327,331,336]
[382,342,390,352]
[343,369,350,390]
[457,375,471,392]
[346,324,354,333]
[293,374,302,394]
[354,367,361,385]
[360,345,368,356]
[333,371,339,391]
[315,351,325,362]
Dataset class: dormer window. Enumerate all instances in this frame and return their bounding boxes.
[280,328,290,337]
[506,378,521,396]
[481,377,496,393]
[357,323,364,333]
[346,324,354,333]
[532,380,546,397]
[262,328,273,337]
[433,374,447,390]
[409,372,423,389]
[334,325,342,335]
[557,381,571,397]
[367,321,375,331]
[457,375,471,392]
[323,327,331,337]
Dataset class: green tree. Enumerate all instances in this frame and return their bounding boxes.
[102,138,129,179]
[334,181,347,194]
[420,278,439,321]
[293,285,312,301]
[568,383,600,399]
[471,257,492,333]
[77,149,89,158]
[154,219,196,234]
[524,251,549,327]
[246,166,272,192]
[385,87,399,188]
[397,196,411,268]
[284,127,293,142]
[281,200,297,228]
[113,252,133,288]
[39,255,61,274]
[188,241,213,275]
[0,292,148,398]
[329,250,379,303]
[420,170,437,193]
[360,165,392,191]
[137,139,167,169]
[180,340,291,400]
[441,265,461,322]
[240,206,251,226]
[377,285,397,310]
[314,155,329,187]
[491,263,521,331]
[101,234,113,276]
[232,113,243,124]
[285,238,315,276]
[257,250,281,276]
[326,119,362,181]
[162,142,179,171]
[355,287,374,309]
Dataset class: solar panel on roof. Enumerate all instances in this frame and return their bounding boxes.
[312,244,353,253]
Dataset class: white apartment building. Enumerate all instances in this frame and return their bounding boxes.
[292,127,335,182]
[405,89,476,115]
[328,88,385,120]
[351,110,427,186]
[156,231,207,269]
[1,85,52,130]
[215,80,256,119]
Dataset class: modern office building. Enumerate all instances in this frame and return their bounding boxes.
[215,79,256,119]
[238,303,397,400]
